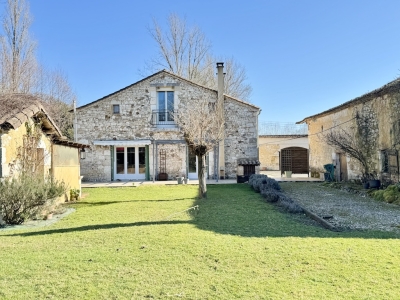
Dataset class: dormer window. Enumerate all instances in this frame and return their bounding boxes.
[113,104,120,114]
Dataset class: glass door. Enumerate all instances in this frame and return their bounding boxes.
[188,148,198,179]
[114,146,146,180]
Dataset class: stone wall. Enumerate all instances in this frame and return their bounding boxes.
[76,71,260,181]
[155,143,186,180]
[306,88,400,182]
[258,136,309,170]
[224,97,259,178]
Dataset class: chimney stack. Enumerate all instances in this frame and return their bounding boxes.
[216,62,225,180]
[216,62,224,103]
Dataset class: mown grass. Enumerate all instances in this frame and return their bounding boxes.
[1,184,399,299]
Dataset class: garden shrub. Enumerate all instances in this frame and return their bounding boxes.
[372,184,400,204]
[249,174,268,192]
[260,188,281,203]
[276,194,304,214]
[251,176,303,214]
[0,175,67,225]
[261,178,281,191]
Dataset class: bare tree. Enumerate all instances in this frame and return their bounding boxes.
[0,0,36,93]
[324,129,369,174]
[175,92,225,198]
[146,14,252,101]
[35,67,76,139]
[323,111,378,181]
[0,0,76,139]
[148,14,210,81]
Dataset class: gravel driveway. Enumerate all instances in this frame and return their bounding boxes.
[280,182,400,233]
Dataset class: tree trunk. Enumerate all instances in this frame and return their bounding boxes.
[198,154,207,198]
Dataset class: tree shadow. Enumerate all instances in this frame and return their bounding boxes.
[69,198,190,206]
[191,185,400,239]
[8,185,400,239]
[10,220,191,237]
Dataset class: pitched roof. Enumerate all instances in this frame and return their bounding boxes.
[297,77,400,124]
[76,69,260,110]
[0,93,62,136]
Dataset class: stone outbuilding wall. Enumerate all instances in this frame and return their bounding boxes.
[259,135,309,170]
[298,78,400,182]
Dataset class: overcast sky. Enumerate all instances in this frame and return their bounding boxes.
[3,0,400,123]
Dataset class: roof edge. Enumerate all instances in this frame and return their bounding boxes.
[76,69,259,111]
[259,134,308,138]
[297,77,400,123]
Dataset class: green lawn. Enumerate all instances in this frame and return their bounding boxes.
[1,184,399,299]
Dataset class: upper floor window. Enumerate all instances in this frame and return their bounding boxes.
[157,91,174,122]
[113,104,120,114]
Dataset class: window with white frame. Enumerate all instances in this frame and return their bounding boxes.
[157,91,174,122]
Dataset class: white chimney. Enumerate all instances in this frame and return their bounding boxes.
[216,62,225,179]
[216,62,224,103]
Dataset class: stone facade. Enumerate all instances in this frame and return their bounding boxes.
[224,96,260,178]
[76,70,260,181]
[298,78,400,182]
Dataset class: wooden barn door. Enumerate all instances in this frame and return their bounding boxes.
[280,147,309,174]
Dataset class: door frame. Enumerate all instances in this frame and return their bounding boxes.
[114,146,146,180]
[187,147,198,180]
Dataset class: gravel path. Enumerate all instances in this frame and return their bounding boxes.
[281,182,400,232]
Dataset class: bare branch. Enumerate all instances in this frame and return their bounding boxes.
[144,13,252,101]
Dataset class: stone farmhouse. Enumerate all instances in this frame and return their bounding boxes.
[297,78,400,183]
[75,63,260,182]
[0,94,87,200]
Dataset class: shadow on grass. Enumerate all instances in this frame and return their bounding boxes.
[70,198,190,206]
[192,184,400,239]
[9,185,400,239]
[11,220,191,236]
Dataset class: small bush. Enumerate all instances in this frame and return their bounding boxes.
[261,178,281,191]
[276,195,304,214]
[372,184,400,204]
[249,174,268,192]
[249,174,302,213]
[0,175,66,225]
[261,188,281,203]
[260,187,303,214]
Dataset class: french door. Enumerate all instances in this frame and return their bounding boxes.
[115,146,146,180]
[188,147,198,179]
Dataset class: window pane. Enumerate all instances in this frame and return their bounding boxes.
[113,104,120,114]
[127,147,135,174]
[158,92,166,121]
[167,91,174,121]
[116,147,124,174]
[139,147,146,174]
[189,148,196,173]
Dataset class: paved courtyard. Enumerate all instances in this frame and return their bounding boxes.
[81,171,322,188]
